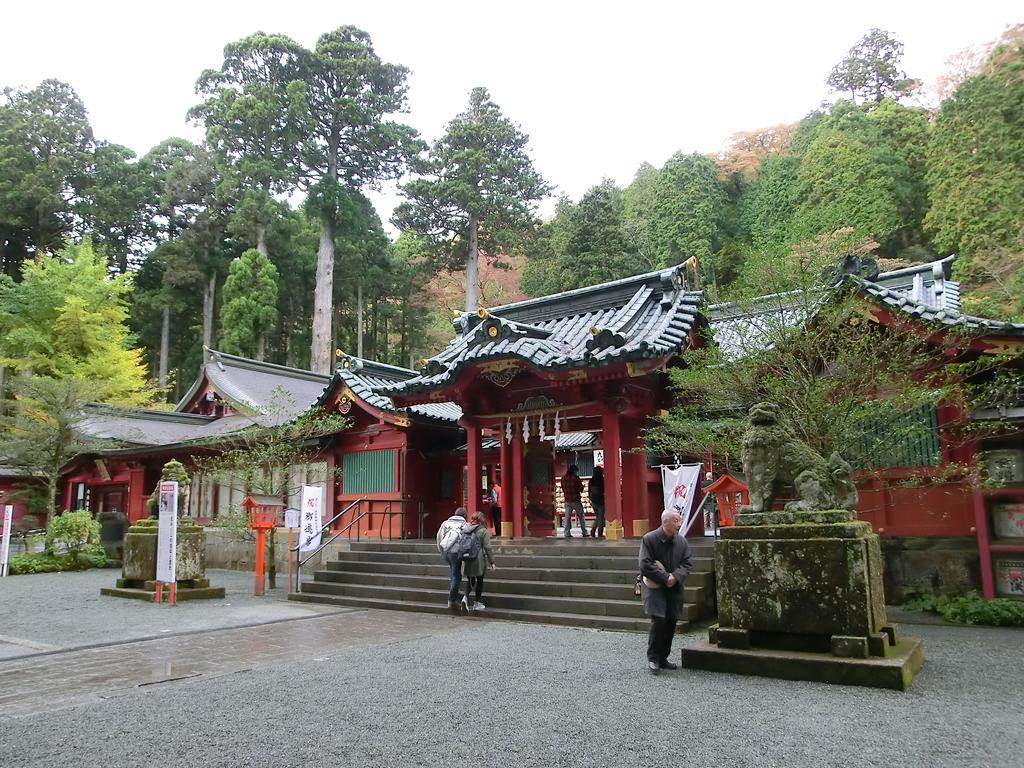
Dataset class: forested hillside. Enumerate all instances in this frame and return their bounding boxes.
[1,24,1022,408]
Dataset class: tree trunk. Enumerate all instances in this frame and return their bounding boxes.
[311,137,340,375]
[357,281,364,359]
[0,362,7,417]
[202,275,216,349]
[256,223,268,257]
[465,214,480,312]
[256,333,266,362]
[158,305,170,387]
[267,527,276,590]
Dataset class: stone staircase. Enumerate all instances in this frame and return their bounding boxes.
[289,537,717,632]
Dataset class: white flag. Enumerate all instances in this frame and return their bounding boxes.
[298,485,323,552]
[662,464,702,532]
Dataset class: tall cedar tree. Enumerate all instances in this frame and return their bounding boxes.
[826,28,919,104]
[393,87,550,312]
[190,32,305,256]
[296,27,419,374]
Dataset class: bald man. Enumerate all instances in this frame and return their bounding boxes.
[638,510,694,675]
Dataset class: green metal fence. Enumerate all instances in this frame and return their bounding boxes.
[848,403,941,470]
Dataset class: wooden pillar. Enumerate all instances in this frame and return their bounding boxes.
[463,418,482,518]
[499,428,513,537]
[601,406,623,540]
[511,423,524,537]
[620,417,650,538]
[127,466,146,523]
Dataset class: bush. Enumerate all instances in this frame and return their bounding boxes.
[45,510,100,557]
[903,589,1024,627]
[7,546,109,575]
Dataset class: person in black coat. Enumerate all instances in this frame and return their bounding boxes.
[639,510,693,675]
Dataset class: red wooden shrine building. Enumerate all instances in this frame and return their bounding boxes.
[56,257,1024,598]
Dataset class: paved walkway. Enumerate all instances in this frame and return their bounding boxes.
[1,569,1021,767]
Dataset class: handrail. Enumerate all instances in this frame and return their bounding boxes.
[291,498,413,592]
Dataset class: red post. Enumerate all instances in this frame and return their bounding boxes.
[602,407,623,533]
[511,424,524,538]
[463,418,482,518]
[499,430,513,536]
[254,529,266,596]
[620,416,649,536]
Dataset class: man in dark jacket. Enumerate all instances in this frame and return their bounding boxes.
[639,510,693,675]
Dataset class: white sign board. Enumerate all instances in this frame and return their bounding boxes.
[298,485,323,553]
[284,507,300,529]
[0,505,12,578]
[156,482,178,583]
[593,449,604,467]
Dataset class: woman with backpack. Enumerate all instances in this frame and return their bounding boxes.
[460,510,497,612]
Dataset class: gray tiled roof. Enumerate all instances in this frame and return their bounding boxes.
[175,349,331,424]
[378,265,702,396]
[319,355,463,424]
[706,257,1024,359]
[76,404,259,447]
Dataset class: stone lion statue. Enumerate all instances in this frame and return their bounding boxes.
[740,402,858,513]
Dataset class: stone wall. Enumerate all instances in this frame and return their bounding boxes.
[204,527,351,576]
[880,536,980,603]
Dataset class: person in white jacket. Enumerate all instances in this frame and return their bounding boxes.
[436,507,467,611]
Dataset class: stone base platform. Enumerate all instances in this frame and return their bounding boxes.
[100,577,226,602]
[680,635,925,691]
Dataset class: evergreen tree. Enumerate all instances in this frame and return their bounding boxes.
[394,86,549,312]
[219,248,279,360]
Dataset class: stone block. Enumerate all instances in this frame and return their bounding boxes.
[831,635,869,658]
[867,632,890,657]
[717,626,752,650]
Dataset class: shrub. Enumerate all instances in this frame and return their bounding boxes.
[45,510,100,557]
[903,589,1024,627]
[7,546,109,575]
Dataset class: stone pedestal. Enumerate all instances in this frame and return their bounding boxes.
[101,517,225,601]
[681,509,924,690]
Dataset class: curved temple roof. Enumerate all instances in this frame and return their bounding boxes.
[378,265,703,397]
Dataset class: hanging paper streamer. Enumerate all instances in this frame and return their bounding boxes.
[522,416,530,443]
[505,418,512,444]
[538,412,547,441]
[554,411,561,440]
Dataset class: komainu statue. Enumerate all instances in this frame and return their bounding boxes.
[740,402,858,513]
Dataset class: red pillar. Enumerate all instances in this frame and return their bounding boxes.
[499,428,513,536]
[511,424,524,537]
[601,406,623,539]
[620,417,650,537]
[463,418,482,518]
[127,466,146,523]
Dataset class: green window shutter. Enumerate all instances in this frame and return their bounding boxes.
[342,450,396,494]
[849,403,941,470]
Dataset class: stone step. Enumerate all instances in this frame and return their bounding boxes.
[299,579,687,621]
[334,549,716,572]
[311,569,707,605]
[288,592,661,633]
[319,558,715,590]
[348,538,719,557]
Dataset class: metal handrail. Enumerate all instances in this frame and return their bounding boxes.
[291,498,414,592]
[291,497,364,591]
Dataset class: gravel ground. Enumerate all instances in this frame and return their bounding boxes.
[1,615,1021,768]
[0,568,340,652]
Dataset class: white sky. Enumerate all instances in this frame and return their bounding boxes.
[3,1,1020,230]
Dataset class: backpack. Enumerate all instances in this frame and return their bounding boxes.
[452,527,480,562]
[439,521,462,552]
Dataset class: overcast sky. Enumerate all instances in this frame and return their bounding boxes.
[3,1,1020,228]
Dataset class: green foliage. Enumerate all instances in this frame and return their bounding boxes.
[826,28,919,104]
[8,545,108,575]
[0,240,156,405]
[394,86,549,309]
[219,249,279,359]
[904,589,1024,626]
[45,509,100,557]
[0,79,94,271]
[521,181,654,295]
